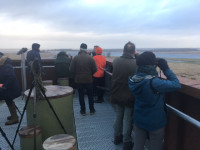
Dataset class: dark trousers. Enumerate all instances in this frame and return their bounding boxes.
[77,83,94,111]
[5,99,13,107]
[93,77,105,100]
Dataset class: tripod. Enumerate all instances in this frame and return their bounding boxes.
[0,126,14,150]
[12,79,67,150]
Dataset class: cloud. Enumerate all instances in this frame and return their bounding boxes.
[0,0,200,48]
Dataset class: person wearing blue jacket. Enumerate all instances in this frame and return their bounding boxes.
[27,43,43,74]
[0,52,21,125]
[129,51,181,150]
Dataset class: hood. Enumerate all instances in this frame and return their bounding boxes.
[32,43,40,51]
[55,52,70,64]
[129,74,155,94]
[96,47,102,55]
[0,56,8,66]
[57,51,67,57]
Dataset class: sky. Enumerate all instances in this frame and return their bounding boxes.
[0,0,200,50]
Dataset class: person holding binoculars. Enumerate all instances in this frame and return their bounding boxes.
[129,51,181,150]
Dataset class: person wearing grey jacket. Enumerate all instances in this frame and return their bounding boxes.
[110,41,137,150]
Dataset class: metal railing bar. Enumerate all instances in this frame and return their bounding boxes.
[166,104,200,129]
[14,66,55,69]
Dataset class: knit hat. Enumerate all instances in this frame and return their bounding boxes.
[80,43,87,51]
[32,43,40,51]
[96,47,103,55]
[136,51,156,66]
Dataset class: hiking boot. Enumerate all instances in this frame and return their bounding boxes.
[123,141,133,150]
[114,135,123,145]
[5,101,19,125]
[5,116,19,125]
[80,110,86,116]
[90,109,96,115]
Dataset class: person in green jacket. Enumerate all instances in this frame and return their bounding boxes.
[70,43,97,116]
[55,51,72,86]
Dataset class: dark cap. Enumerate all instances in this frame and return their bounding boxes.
[136,51,156,66]
[80,43,87,51]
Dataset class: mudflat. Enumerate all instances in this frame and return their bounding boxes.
[3,51,200,82]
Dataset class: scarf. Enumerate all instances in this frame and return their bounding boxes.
[137,65,158,76]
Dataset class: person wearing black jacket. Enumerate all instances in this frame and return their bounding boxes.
[0,52,21,125]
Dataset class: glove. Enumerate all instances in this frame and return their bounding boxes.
[157,58,169,71]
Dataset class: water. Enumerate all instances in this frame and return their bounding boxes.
[103,51,200,60]
[2,49,200,60]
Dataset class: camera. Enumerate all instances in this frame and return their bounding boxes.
[31,58,41,75]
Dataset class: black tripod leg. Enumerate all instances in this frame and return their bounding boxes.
[12,84,34,146]
[0,127,14,150]
[38,84,67,134]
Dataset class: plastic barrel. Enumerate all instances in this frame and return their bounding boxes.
[57,78,69,86]
[43,134,76,150]
[42,80,53,86]
[19,126,42,150]
[25,85,75,142]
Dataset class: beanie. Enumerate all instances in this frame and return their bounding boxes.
[80,43,87,51]
[96,47,103,55]
[32,43,40,51]
[136,51,156,66]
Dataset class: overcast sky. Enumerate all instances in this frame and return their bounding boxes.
[0,0,200,50]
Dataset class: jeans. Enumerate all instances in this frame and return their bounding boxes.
[77,83,94,111]
[133,125,164,150]
[113,104,133,143]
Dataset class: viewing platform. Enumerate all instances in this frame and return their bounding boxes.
[1,59,200,150]
[0,90,126,150]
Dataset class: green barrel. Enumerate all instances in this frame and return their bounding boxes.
[57,78,69,86]
[25,85,75,142]
[19,126,42,150]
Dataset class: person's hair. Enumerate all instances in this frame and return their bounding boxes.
[123,41,135,54]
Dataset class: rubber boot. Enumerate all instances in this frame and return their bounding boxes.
[5,101,19,125]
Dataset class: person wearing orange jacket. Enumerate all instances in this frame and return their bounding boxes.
[93,46,106,103]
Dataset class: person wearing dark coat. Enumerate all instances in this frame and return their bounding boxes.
[26,43,43,74]
[55,51,72,79]
[129,51,181,150]
[55,51,74,87]
[110,41,137,150]
[0,53,21,125]
[70,43,97,115]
